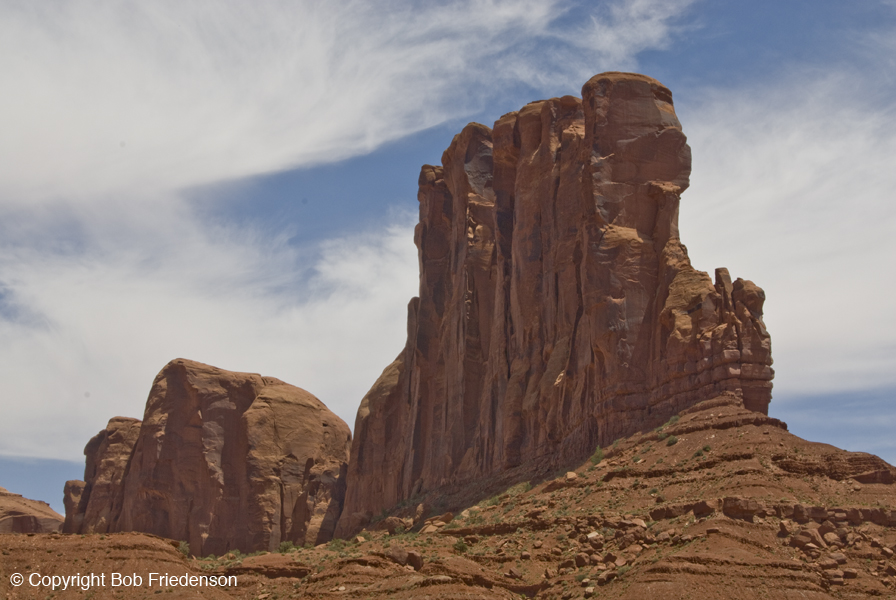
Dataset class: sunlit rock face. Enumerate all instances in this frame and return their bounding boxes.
[336,72,772,535]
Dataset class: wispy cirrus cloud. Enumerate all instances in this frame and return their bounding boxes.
[0,201,419,458]
[0,0,695,205]
[0,0,701,461]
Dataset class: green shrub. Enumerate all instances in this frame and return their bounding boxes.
[590,446,604,464]
[177,541,190,557]
[666,435,678,446]
[506,481,532,496]
[703,445,711,452]
[278,541,296,553]
[453,540,468,553]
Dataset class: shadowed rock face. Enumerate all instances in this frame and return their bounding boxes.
[62,416,141,535]
[336,72,773,535]
[63,359,351,555]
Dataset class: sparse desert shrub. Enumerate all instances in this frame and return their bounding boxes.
[590,446,604,464]
[666,436,678,446]
[453,540,468,553]
[506,481,532,496]
[177,541,190,557]
[483,494,502,507]
[279,541,296,553]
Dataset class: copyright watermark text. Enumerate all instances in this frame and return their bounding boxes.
[8,572,237,590]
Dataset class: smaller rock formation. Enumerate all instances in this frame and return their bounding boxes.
[63,416,141,534]
[0,486,63,533]
[64,359,351,555]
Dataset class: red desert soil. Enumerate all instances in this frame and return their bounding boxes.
[3,396,895,599]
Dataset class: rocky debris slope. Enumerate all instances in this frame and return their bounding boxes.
[338,72,774,534]
[63,358,351,556]
[0,487,62,534]
[214,397,896,598]
[7,397,895,598]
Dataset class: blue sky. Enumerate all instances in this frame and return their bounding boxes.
[1,0,894,515]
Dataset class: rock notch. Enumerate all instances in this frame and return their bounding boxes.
[64,359,351,555]
[336,72,773,534]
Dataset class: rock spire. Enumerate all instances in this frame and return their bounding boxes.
[336,72,773,534]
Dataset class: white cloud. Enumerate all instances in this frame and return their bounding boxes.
[0,0,693,205]
[577,0,698,68]
[0,0,698,461]
[0,199,419,459]
[679,69,896,398]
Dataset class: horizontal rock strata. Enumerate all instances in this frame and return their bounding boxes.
[337,72,773,534]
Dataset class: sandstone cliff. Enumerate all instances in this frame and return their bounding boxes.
[336,72,773,535]
[0,486,63,533]
[64,359,351,555]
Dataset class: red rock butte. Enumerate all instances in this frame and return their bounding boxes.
[63,359,351,555]
[336,72,773,535]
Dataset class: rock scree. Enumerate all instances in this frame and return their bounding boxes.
[336,71,774,536]
[63,358,351,555]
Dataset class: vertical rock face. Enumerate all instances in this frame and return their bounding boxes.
[62,416,141,534]
[63,359,351,555]
[336,72,773,533]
